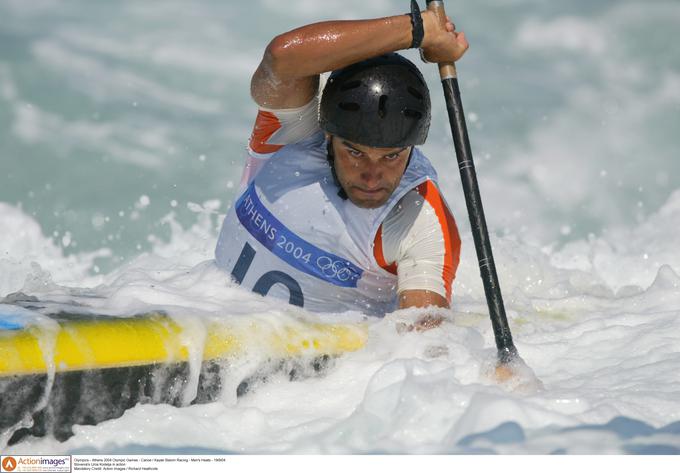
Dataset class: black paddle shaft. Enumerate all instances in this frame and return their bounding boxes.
[443,78,516,362]
[426,0,517,363]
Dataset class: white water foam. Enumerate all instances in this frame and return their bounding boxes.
[2,186,679,454]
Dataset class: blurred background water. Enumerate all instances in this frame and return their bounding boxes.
[1,0,679,273]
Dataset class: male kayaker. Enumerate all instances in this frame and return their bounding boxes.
[215,3,469,327]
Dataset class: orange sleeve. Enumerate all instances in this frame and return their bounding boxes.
[374,224,398,275]
[415,181,461,302]
[249,110,284,155]
[375,182,461,303]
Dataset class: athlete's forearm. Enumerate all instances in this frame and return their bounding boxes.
[251,10,466,109]
[264,16,413,80]
[251,14,418,109]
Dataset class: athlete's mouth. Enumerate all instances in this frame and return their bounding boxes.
[352,186,386,195]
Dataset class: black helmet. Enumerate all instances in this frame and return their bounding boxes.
[319,53,431,148]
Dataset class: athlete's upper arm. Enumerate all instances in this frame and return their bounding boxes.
[239,96,321,188]
[378,182,462,307]
[251,39,320,109]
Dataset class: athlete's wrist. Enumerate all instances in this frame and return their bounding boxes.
[419,10,438,50]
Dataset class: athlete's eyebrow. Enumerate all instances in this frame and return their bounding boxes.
[383,147,408,157]
[341,140,363,152]
[341,141,407,157]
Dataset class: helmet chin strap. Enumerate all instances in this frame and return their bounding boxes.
[405,146,414,169]
[326,136,349,200]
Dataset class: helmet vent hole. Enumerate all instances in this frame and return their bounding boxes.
[340,80,361,91]
[339,102,360,111]
[407,86,424,101]
[403,109,422,120]
[378,95,388,118]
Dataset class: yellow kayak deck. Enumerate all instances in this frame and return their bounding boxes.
[0,312,368,377]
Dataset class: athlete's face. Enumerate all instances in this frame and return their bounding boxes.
[330,136,412,209]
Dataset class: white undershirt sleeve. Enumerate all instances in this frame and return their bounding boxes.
[380,185,460,302]
[240,96,320,188]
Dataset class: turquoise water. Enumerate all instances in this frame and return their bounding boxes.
[2,0,679,272]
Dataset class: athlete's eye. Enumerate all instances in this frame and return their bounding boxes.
[384,152,401,161]
[347,148,363,158]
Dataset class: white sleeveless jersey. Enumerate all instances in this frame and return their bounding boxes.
[215,131,439,315]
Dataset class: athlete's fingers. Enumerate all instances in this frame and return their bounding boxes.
[413,314,444,332]
[456,31,469,50]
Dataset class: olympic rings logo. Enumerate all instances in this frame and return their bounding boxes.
[316,256,358,282]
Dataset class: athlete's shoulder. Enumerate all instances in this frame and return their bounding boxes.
[382,180,461,265]
[249,96,322,156]
[388,180,449,223]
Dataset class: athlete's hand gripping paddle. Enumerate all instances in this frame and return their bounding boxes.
[424,0,521,378]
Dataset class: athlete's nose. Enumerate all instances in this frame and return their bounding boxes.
[359,159,382,186]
